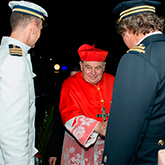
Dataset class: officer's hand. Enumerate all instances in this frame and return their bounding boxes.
[48,157,57,165]
[158,149,165,165]
[94,121,107,136]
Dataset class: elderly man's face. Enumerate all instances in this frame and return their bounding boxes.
[79,61,106,85]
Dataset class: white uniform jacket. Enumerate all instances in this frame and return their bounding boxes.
[0,37,38,165]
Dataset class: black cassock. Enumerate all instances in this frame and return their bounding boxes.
[102,33,165,165]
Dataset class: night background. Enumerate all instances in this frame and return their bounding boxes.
[1,0,165,78]
[0,0,165,163]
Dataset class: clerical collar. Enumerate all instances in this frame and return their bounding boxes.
[136,31,162,46]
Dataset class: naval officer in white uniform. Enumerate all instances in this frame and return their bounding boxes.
[0,1,48,164]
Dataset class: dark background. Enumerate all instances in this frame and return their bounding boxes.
[0,0,131,77]
[1,0,165,77]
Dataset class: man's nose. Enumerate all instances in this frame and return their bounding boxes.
[91,68,96,75]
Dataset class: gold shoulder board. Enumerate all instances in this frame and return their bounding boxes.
[127,44,145,54]
[9,44,23,56]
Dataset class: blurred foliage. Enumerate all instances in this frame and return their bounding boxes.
[36,107,54,165]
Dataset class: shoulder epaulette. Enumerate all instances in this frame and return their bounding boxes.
[9,44,23,56]
[127,44,145,54]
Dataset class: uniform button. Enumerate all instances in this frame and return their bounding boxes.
[158,139,164,146]
[104,155,108,163]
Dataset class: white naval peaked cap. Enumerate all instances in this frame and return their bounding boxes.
[9,1,48,24]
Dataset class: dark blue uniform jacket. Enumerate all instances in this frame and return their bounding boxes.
[102,34,165,165]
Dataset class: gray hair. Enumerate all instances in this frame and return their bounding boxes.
[81,61,105,64]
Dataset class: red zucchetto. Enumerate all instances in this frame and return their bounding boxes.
[78,44,108,62]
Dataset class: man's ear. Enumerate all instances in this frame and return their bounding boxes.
[79,61,83,71]
[125,29,131,38]
[103,62,106,72]
[30,22,37,34]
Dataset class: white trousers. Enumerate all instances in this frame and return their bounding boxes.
[0,147,34,165]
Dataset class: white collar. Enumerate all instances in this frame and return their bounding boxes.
[136,31,162,46]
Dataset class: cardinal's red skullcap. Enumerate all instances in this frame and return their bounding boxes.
[78,44,108,62]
